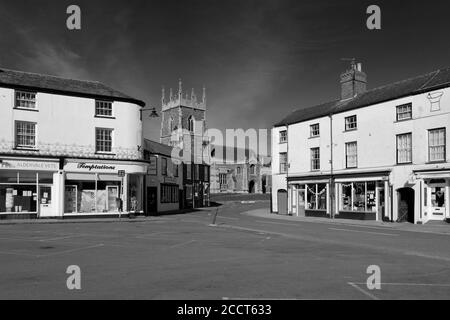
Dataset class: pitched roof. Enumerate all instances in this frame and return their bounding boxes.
[275,67,450,127]
[0,68,145,106]
[144,139,174,157]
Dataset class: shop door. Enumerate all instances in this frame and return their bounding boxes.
[146,187,158,216]
[430,185,446,220]
[377,186,385,221]
[277,190,288,215]
[297,189,306,217]
[39,186,53,217]
[397,188,414,223]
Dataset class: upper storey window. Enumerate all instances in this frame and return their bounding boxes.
[310,124,320,138]
[396,103,412,121]
[15,91,36,109]
[95,101,113,117]
[15,121,36,149]
[188,116,195,132]
[279,130,287,143]
[345,115,357,131]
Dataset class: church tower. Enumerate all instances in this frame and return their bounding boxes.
[160,80,210,208]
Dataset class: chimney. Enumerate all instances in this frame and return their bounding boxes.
[340,61,367,100]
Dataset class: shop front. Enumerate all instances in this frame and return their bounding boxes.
[0,158,60,219]
[415,170,450,223]
[63,161,146,217]
[288,180,330,218]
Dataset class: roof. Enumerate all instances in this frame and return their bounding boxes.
[144,139,174,157]
[275,67,450,127]
[0,68,145,107]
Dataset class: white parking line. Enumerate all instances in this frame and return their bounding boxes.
[352,282,450,287]
[348,282,380,300]
[37,244,105,258]
[329,228,399,237]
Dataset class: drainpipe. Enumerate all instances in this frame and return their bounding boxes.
[329,114,335,219]
[286,123,290,215]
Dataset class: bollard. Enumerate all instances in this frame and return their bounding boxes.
[210,208,219,227]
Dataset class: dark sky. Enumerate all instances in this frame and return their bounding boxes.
[1,0,450,141]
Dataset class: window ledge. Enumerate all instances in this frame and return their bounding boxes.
[394,119,413,123]
[344,129,358,133]
[396,162,413,166]
[309,136,320,139]
[95,115,116,120]
[95,152,116,156]
[13,107,39,112]
[426,161,447,165]
[279,141,288,144]
[13,147,39,152]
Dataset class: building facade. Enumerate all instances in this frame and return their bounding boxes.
[0,68,147,219]
[160,81,211,208]
[210,146,264,194]
[272,63,450,224]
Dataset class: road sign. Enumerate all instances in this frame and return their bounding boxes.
[118,170,126,177]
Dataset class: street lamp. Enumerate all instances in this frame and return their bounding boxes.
[140,107,160,119]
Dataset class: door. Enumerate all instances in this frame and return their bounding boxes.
[430,185,446,219]
[277,190,288,215]
[39,186,53,217]
[377,186,385,221]
[146,187,158,216]
[397,188,414,223]
[297,189,306,217]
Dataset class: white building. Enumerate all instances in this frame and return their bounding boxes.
[0,68,147,219]
[272,63,450,224]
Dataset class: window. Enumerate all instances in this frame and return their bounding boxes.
[306,184,327,211]
[429,128,446,162]
[345,142,358,168]
[396,103,412,121]
[311,148,320,171]
[95,128,113,153]
[95,101,113,117]
[162,158,168,176]
[340,182,377,212]
[185,164,192,180]
[219,173,227,185]
[310,124,320,137]
[345,115,357,131]
[204,166,209,182]
[160,184,179,203]
[279,130,287,143]
[194,164,200,180]
[15,121,36,149]
[174,163,179,177]
[279,153,288,174]
[188,116,195,132]
[397,133,412,164]
[236,167,241,175]
[169,117,174,132]
[250,164,256,175]
[15,91,36,109]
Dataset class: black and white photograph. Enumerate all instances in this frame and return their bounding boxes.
[0,0,449,306]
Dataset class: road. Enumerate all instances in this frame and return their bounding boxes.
[0,202,449,300]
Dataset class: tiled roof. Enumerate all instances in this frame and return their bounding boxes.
[0,68,145,106]
[275,67,450,127]
[144,139,174,157]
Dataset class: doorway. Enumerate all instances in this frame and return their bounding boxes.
[38,186,53,217]
[146,187,158,216]
[248,180,255,194]
[397,188,415,223]
[277,189,288,215]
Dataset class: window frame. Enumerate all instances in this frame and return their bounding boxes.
[345,141,358,169]
[161,158,168,176]
[396,133,413,165]
[15,121,37,150]
[95,128,114,154]
[345,115,358,132]
[279,152,288,174]
[396,103,412,122]
[15,90,37,110]
[310,147,320,171]
[428,128,446,163]
[95,100,114,118]
[279,130,288,144]
[310,124,320,138]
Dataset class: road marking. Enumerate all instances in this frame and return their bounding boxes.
[0,250,37,257]
[348,282,380,300]
[329,228,399,237]
[170,240,196,249]
[352,282,450,287]
[255,220,300,227]
[38,235,81,242]
[37,244,105,258]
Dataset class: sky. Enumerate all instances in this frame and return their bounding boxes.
[1,0,450,145]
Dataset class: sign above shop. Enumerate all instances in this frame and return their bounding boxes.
[0,159,59,171]
[64,161,147,175]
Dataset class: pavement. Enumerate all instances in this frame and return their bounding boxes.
[0,202,449,300]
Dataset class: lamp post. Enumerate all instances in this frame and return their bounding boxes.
[140,107,160,119]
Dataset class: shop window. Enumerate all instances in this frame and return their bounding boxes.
[0,185,37,213]
[340,182,377,212]
[96,128,113,153]
[396,133,412,164]
[38,172,54,184]
[0,171,18,184]
[95,101,113,117]
[15,121,36,149]
[15,90,36,109]
[306,184,327,210]
[161,184,179,204]
[428,128,446,162]
[185,185,193,200]
[128,175,143,212]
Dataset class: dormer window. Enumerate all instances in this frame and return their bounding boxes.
[15,91,36,109]
[95,100,113,117]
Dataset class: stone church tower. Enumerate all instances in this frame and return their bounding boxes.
[160,80,210,207]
